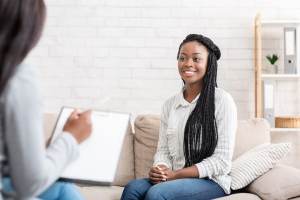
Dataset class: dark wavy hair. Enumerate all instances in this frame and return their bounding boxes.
[177,34,221,167]
[0,0,46,95]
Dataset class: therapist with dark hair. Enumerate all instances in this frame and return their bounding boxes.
[0,0,92,199]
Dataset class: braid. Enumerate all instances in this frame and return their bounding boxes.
[179,34,220,167]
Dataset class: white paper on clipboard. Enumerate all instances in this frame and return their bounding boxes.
[50,107,130,185]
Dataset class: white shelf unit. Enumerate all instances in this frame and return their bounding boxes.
[255,14,300,130]
[261,74,300,80]
[261,20,300,26]
[270,128,300,132]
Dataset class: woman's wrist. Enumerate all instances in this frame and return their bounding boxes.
[173,165,199,180]
[173,169,181,180]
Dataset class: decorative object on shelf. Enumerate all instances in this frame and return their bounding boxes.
[266,54,279,74]
[284,27,297,74]
[275,116,300,128]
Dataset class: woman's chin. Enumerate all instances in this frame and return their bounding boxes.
[183,80,199,85]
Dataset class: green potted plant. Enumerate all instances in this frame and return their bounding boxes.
[266,54,279,74]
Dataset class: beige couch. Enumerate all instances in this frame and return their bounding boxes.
[43,114,300,200]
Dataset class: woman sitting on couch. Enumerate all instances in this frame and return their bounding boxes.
[121,34,237,200]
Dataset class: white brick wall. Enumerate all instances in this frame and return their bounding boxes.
[25,0,300,119]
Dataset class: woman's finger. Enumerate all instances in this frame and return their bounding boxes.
[68,109,80,120]
[149,176,163,182]
[151,167,164,175]
[149,171,164,179]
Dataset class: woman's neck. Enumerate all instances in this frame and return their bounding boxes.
[184,83,202,103]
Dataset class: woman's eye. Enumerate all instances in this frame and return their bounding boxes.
[179,57,185,61]
[193,57,201,62]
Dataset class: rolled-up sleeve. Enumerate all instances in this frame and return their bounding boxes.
[196,92,237,178]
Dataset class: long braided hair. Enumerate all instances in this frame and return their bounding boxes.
[0,0,46,96]
[176,34,221,167]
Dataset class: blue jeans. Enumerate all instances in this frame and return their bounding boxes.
[2,178,84,200]
[121,178,226,200]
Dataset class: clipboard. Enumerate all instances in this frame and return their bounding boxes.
[49,107,131,186]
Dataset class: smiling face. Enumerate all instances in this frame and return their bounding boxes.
[177,41,209,88]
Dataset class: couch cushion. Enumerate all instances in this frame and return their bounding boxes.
[246,164,300,200]
[233,118,270,159]
[79,186,262,200]
[79,185,123,200]
[134,115,160,179]
[215,193,261,200]
[43,113,134,186]
[112,124,135,186]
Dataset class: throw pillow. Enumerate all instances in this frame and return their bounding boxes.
[134,115,160,179]
[230,143,291,190]
[246,164,300,200]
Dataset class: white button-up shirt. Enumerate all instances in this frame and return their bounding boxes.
[153,87,237,194]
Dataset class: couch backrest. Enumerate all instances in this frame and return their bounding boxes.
[134,115,160,179]
[133,115,271,179]
[43,113,271,186]
[233,118,271,159]
[43,113,135,187]
[43,113,58,142]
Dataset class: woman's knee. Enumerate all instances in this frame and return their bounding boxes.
[50,181,73,192]
[124,179,143,191]
[121,179,152,200]
[40,181,79,200]
[124,179,150,193]
[144,185,165,200]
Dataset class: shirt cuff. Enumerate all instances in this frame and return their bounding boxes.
[60,131,80,161]
[61,131,79,145]
[196,163,208,178]
[153,162,170,168]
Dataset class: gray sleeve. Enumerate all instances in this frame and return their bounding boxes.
[3,65,79,198]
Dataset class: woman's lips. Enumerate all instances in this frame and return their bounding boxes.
[182,70,196,76]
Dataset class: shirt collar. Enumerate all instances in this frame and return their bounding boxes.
[175,88,200,109]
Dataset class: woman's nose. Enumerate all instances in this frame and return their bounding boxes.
[184,58,193,67]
